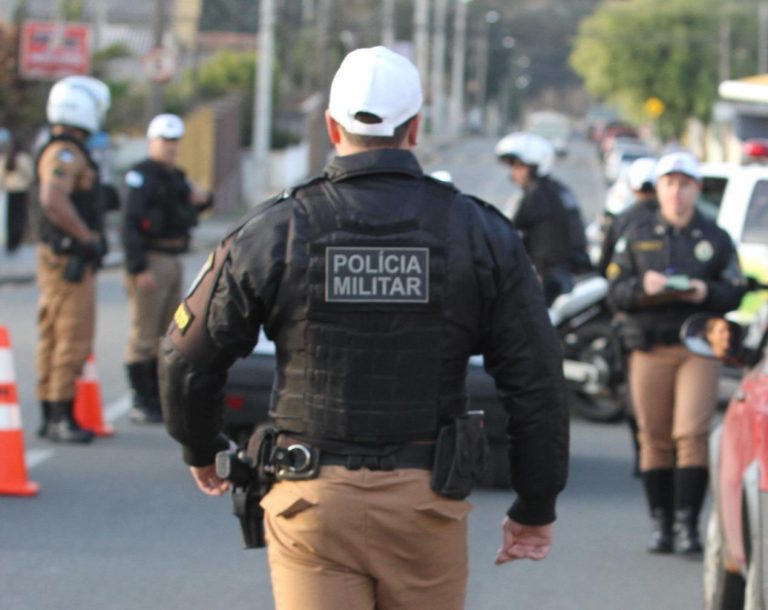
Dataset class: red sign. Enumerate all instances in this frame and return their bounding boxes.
[19,21,91,80]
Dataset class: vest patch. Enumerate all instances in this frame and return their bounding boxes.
[325,246,429,303]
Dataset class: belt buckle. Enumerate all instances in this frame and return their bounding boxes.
[273,443,320,481]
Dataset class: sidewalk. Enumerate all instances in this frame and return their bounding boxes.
[0,214,239,287]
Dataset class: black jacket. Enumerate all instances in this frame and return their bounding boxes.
[122,158,208,274]
[511,176,571,275]
[597,197,658,277]
[607,210,745,348]
[160,149,569,525]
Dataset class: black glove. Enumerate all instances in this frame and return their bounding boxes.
[80,238,108,267]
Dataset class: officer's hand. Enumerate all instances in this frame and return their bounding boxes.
[135,269,157,292]
[495,517,553,565]
[190,464,230,496]
[642,270,668,296]
[680,278,708,304]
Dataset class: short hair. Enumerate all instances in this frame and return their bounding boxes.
[338,113,416,148]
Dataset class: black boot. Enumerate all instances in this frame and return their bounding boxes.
[37,401,51,438]
[642,468,674,553]
[126,361,162,424]
[674,467,709,554]
[146,359,162,414]
[44,400,94,443]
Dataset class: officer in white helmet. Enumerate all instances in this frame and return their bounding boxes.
[35,75,111,443]
[496,132,591,305]
[121,114,213,424]
[598,156,658,276]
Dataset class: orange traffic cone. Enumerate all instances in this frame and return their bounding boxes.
[73,354,115,437]
[0,326,40,496]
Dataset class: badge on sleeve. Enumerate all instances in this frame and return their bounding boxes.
[606,262,622,280]
[125,170,144,188]
[694,240,714,262]
[173,302,194,334]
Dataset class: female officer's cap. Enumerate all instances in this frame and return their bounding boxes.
[655,151,701,181]
[328,46,423,137]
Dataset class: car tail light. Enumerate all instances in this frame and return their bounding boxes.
[743,139,768,158]
[225,394,246,410]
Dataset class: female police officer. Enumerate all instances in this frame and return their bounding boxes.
[607,152,744,554]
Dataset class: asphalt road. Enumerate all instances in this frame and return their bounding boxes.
[1,135,708,609]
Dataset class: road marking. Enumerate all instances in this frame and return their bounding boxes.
[26,393,132,469]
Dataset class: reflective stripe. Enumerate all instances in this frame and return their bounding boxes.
[0,403,22,431]
[0,350,16,383]
[80,357,98,381]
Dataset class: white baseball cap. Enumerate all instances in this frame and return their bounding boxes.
[147,113,185,139]
[655,151,701,181]
[328,46,423,137]
[627,157,657,191]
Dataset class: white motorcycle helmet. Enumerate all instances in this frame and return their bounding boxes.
[627,157,657,192]
[46,76,111,134]
[495,132,555,177]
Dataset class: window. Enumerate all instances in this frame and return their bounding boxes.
[696,176,729,222]
[742,180,768,244]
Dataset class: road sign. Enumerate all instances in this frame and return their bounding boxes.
[142,47,177,83]
[19,21,91,80]
[644,96,665,119]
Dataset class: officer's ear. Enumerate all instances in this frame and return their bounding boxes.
[325,111,342,146]
[406,114,421,148]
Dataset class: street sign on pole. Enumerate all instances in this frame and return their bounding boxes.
[19,21,91,80]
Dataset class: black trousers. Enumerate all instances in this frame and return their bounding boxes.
[6,191,28,252]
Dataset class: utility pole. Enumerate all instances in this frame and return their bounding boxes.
[146,0,168,121]
[431,0,448,134]
[382,0,395,48]
[413,0,430,86]
[252,0,275,204]
[448,0,469,137]
[315,0,332,90]
[718,11,731,83]
[759,3,768,74]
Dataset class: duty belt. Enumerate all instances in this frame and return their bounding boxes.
[271,436,435,481]
[145,237,188,253]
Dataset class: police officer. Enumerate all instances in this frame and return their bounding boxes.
[607,152,744,555]
[598,156,658,276]
[496,132,590,305]
[160,46,568,609]
[122,114,212,424]
[35,76,111,443]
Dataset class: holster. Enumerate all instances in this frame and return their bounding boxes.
[430,411,490,500]
[63,253,88,283]
[215,424,278,549]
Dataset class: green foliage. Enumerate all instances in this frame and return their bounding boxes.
[570,0,721,139]
[57,0,84,20]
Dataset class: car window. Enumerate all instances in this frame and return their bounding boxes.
[742,179,768,244]
[697,176,728,221]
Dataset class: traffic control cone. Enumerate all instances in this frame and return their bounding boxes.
[0,326,39,496]
[73,354,115,437]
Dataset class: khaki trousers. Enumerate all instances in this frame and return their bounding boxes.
[262,466,472,610]
[36,245,95,401]
[124,252,182,363]
[630,345,721,471]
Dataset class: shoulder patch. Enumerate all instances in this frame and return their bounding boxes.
[125,170,144,188]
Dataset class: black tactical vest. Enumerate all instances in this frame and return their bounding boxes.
[133,159,196,239]
[268,177,468,443]
[36,134,102,252]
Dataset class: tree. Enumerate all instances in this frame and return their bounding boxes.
[570,0,721,140]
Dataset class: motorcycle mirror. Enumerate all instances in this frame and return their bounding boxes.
[679,313,742,362]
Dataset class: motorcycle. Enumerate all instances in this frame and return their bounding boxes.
[550,274,627,423]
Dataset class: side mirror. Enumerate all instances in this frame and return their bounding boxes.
[680,313,742,361]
